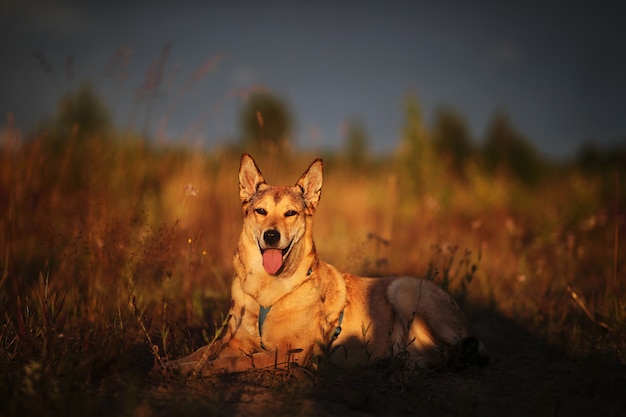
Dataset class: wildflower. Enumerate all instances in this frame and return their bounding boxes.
[184,183,198,197]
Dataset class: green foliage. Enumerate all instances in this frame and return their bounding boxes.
[575,141,626,173]
[482,110,544,184]
[33,85,115,193]
[431,106,475,178]
[397,93,437,194]
[240,90,293,153]
[51,84,111,142]
[399,93,429,161]
[343,119,369,168]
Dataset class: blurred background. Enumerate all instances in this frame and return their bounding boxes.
[1,0,625,158]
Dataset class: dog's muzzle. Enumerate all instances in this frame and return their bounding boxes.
[259,230,292,275]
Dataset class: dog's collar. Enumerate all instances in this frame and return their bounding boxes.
[258,305,272,350]
[332,310,344,342]
[257,262,321,350]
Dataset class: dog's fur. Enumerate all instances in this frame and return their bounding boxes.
[169,154,488,375]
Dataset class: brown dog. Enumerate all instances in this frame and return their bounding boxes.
[169,154,488,375]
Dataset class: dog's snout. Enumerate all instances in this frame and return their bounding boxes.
[263,230,281,246]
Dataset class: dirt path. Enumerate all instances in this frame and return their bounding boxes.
[138,308,625,417]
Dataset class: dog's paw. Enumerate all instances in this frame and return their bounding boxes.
[452,336,489,369]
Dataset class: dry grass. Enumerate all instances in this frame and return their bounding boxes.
[1,132,625,416]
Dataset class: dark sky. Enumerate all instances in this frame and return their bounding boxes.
[1,0,625,157]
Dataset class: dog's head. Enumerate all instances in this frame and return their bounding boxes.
[238,153,323,276]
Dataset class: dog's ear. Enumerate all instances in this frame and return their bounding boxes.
[239,153,266,203]
[296,159,323,214]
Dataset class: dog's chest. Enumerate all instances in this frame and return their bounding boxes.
[241,271,319,309]
[242,271,307,307]
[257,303,318,350]
[252,290,326,350]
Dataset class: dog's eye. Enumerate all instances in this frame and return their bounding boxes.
[284,210,298,217]
[255,208,267,216]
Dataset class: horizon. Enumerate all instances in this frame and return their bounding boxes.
[1,1,625,159]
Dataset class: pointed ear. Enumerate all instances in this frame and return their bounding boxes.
[239,153,266,203]
[296,159,323,214]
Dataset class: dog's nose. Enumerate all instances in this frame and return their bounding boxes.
[263,230,281,246]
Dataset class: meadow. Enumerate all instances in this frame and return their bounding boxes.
[1,107,625,416]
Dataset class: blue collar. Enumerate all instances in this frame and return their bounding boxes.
[332,310,344,341]
[258,263,314,339]
[258,305,270,350]
[258,305,272,337]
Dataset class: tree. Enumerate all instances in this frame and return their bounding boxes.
[431,106,474,178]
[482,110,543,184]
[37,84,114,192]
[239,90,293,153]
[396,93,436,194]
[343,119,369,168]
[576,140,626,173]
[56,84,111,140]
[398,93,429,161]
[40,84,112,160]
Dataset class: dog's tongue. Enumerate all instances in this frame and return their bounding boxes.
[262,249,283,275]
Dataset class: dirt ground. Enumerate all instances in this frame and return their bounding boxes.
[123,307,626,417]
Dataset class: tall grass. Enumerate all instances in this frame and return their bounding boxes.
[0,127,624,414]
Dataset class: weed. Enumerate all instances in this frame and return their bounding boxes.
[188,312,230,379]
[0,124,624,415]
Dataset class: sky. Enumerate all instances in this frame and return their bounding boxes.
[1,0,625,158]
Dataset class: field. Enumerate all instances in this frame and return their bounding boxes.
[1,125,625,416]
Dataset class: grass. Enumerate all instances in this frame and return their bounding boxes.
[1,131,625,416]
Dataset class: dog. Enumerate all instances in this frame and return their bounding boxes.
[169,153,488,375]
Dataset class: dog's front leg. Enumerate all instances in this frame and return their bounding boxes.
[165,331,267,376]
[196,348,304,375]
[163,340,226,376]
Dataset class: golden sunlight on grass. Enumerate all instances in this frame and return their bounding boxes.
[1,130,624,415]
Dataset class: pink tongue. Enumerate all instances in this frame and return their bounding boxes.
[262,249,283,275]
